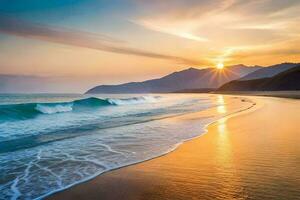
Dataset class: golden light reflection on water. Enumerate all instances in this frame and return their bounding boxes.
[217,106,226,114]
[217,95,224,104]
[217,95,227,114]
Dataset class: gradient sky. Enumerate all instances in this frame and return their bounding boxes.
[0,0,300,92]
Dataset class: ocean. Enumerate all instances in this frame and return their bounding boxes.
[0,93,248,199]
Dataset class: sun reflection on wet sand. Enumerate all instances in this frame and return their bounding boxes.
[215,110,245,199]
[217,118,227,133]
[216,118,231,167]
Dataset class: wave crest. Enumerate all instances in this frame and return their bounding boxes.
[35,103,73,114]
[108,96,159,105]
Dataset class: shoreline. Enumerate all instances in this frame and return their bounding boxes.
[49,95,300,199]
[47,95,260,200]
[214,90,300,99]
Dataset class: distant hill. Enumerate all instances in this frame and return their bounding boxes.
[240,63,299,80]
[86,65,261,94]
[218,65,300,91]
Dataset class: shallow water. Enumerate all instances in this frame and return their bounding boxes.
[0,93,248,199]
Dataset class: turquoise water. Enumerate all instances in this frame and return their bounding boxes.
[0,93,225,199]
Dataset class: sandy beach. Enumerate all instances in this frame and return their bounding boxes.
[49,96,300,200]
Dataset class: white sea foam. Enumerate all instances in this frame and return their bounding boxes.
[35,103,73,114]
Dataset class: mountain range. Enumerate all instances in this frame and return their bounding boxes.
[87,62,300,94]
[86,65,261,93]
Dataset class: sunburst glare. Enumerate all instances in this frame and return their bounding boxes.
[217,63,224,69]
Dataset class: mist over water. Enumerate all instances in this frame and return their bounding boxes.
[0,93,246,199]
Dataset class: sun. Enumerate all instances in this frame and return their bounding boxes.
[217,63,224,69]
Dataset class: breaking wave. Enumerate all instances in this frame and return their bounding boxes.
[0,96,160,121]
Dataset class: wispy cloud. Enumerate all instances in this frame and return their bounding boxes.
[132,0,300,65]
[0,16,208,65]
[133,19,209,42]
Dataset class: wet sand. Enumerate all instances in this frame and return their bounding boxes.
[49,96,300,200]
[216,90,300,99]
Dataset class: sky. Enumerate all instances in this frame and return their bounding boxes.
[0,0,300,92]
